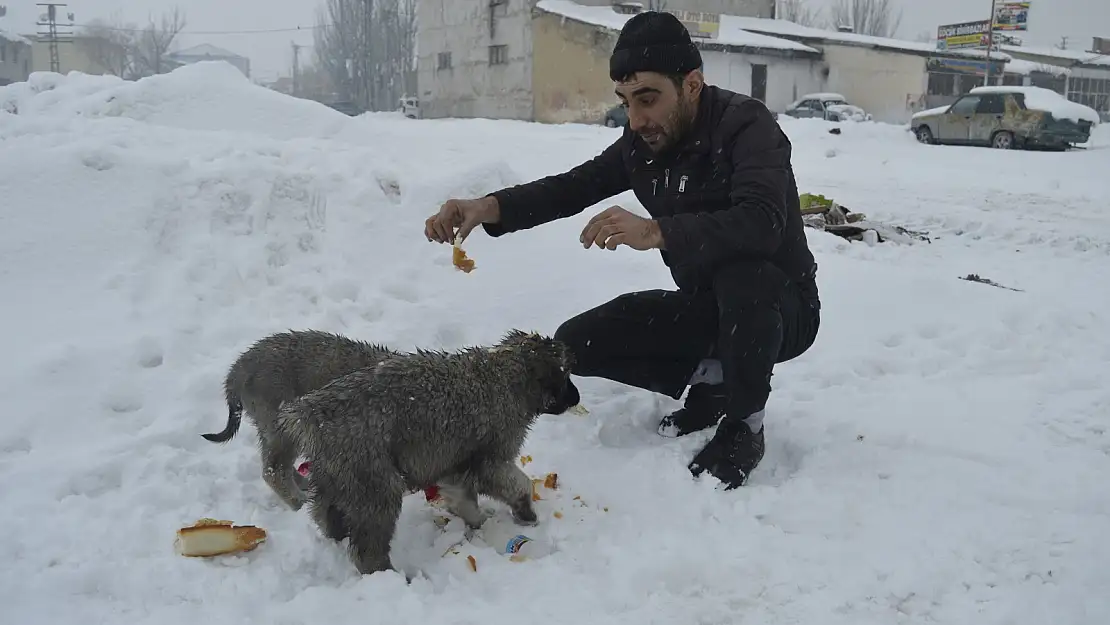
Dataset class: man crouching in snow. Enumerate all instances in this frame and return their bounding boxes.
[424,11,821,489]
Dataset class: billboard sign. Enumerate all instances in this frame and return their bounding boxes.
[671,10,720,39]
[937,20,991,50]
[993,2,1030,32]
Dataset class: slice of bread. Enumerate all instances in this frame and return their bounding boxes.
[174,518,267,557]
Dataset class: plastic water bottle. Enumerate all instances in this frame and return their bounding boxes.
[478,521,552,560]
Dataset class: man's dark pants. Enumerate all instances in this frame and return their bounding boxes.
[554,260,821,423]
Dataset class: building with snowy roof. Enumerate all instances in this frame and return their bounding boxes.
[0,28,31,86]
[416,0,1026,126]
[166,43,250,78]
[416,0,823,123]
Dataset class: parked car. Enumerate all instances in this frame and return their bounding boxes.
[602,104,628,128]
[910,86,1099,150]
[399,96,420,119]
[323,100,364,116]
[782,93,873,122]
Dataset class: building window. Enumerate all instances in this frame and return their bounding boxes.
[437,52,452,70]
[926,72,955,96]
[1067,76,1110,113]
[489,44,508,66]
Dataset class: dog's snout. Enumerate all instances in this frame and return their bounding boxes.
[564,378,580,408]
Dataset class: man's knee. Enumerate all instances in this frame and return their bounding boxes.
[711,260,790,302]
[553,291,666,371]
[553,306,606,373]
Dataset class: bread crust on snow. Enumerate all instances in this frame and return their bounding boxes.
[174,518,267,557]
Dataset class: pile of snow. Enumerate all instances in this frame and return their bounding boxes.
[0,62,356,140]
[970,85,1102,125]
[2,63,1110,624]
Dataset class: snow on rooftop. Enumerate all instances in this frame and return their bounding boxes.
[1003,58,1070,76]
[728,16,1011,61]
[535,0,820,54]
[0,28,31,46]
[970,85,1101,124]
[169,43,246,59]
[1000,44,1110,68]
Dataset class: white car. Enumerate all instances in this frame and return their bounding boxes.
[783,93,873,122]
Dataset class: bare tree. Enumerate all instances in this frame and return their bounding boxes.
[313,0,416,111]
[130,7,186,77]
[913,30,934,44]
[78,16,135,77]
[830,0,903,38]
[777,0,824,27]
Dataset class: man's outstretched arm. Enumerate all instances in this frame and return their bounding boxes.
[482,136,631,237]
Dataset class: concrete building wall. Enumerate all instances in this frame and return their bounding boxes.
[0,36,31,85]
[531,11,619,124]
[701,48,825,111]
[417,0,535,120]
[822,44,927,124]
[572,0,775,18]
[29,39,118,75]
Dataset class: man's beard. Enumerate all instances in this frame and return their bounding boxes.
[641,95,697,155]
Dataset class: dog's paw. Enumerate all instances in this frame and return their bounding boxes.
[510,505,539,527]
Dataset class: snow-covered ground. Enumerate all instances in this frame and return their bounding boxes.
[2,62,1109,624]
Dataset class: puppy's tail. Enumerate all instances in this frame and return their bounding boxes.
[201,396,243,443]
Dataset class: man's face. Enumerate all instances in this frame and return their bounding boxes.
[614,70,702,154]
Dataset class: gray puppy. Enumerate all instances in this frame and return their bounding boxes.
[274,329,580,576]
[201,329,399,510]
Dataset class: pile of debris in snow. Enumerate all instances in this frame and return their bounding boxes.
[800,193,931,244]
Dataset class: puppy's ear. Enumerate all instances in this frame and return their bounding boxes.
[499,329,531,346]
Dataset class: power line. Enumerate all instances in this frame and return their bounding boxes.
[72,22,326,35]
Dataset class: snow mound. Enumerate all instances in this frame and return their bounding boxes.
[1,62,355,140]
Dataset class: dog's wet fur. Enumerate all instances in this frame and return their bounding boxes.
[274,329,579,575]
[201,329,399,510]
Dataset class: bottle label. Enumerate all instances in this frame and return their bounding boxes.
[505,534,531,554]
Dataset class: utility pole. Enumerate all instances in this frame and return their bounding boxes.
[291,42,302,97]
[983,0,996,87]
[35,3,74,74]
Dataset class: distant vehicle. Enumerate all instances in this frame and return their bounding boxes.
[399,96,420,119]
[782,93,873,122]
[602,104,627,128]
[910,86,1098,150]
[323,100,364,116]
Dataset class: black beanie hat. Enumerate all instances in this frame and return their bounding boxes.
[609,11,703,82]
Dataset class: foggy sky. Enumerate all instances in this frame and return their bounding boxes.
[2,0,1106,82]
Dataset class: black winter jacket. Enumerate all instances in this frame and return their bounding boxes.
[482,85,819,302]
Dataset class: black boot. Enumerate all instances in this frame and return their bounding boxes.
[657,383,727,438]
[688,415,765,489]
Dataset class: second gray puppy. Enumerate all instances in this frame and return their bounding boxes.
[275,329,580,576]
[201,329,398,510]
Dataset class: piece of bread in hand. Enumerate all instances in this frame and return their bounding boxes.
[452,235,476,273]
[175,518,268,557]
